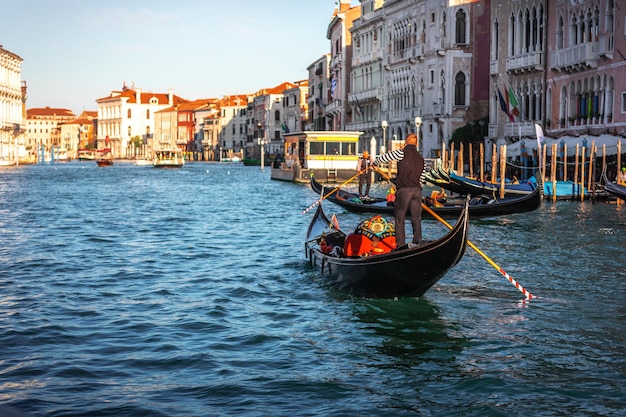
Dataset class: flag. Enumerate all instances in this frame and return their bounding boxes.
[497,88,509,117]
[535,123,544,167]
[507,86,520,119]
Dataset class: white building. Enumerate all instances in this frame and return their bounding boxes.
[0,45,25,164]
[95,83,186,158]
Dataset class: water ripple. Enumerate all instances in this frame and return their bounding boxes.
[0,162,625,416]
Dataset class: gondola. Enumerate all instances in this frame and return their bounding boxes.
[305,198,469,298]
[602,171,626,200]
[447,171,537,197]
[311,176,541,219]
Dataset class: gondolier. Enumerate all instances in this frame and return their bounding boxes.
[374,132,424,247]
[357,151,373,198]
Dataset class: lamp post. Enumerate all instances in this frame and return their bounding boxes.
[414,116,422,152]
[381,120,388,151]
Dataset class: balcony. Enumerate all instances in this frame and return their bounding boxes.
[597,33,614,58]
[325,99,343,115]
[490,60,500,76]
[504,122,535,139]
[351,88,384,103]
[550,42,597,72]
[353,49,384,65]
[506,51,544,73]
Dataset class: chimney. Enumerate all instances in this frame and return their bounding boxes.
[136,88,141,103]
[168,88,174,106]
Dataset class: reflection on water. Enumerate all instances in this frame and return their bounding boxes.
[352,298,465,365]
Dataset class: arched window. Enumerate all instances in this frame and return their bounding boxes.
[127,109,131,118]
[146,109,150,119]
[455,9,466,44]
[454,72,466,106]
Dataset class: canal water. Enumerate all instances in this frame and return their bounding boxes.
[0,162,624,417]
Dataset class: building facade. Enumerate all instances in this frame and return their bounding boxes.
[348,0,386,153]
[282,81,309,135]
[59,110,97,159]
[0,46,25,164]
[95,84,186,158]
[488,0,625,162]
[307,54,331,131]
[217,94,248,160]
[326,0,361,133]
[25,107,75,162]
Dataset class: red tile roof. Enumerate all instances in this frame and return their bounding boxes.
[27,107,75,118]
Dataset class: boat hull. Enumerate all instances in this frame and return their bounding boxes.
[310,177,541,219]
[305,201,469,298]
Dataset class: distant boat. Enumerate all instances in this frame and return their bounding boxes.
[134,158,152,166]
[77,149,96,161]
[154,149,184,168]
[95,148,113,167]
[243,158,261,166]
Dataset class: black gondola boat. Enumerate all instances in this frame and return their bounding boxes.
[602,171,626,200]
[310,176,541,219]
[305,199,469,298]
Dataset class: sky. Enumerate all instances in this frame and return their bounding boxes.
[2,0,358,115]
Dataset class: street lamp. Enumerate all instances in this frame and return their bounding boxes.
[381,120,388,151]
[414,116,422,151]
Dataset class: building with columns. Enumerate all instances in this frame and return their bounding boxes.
[487,0,625,167]
[326,0,361,133]
[317,0,490,159]
[0,45,26,164]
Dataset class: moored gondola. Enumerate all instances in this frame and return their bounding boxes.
[602,171,626,200]
[310,176,541,219]
[305,199,469,298]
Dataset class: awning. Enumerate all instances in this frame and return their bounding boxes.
[503,134,625,158]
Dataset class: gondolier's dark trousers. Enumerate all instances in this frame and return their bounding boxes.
[394,186,423,245]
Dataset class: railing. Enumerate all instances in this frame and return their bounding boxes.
[504,122,535,138]
[506,51,543,73]
[551,42,597,71]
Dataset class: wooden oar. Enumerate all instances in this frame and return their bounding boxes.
[301,168,370,214]
[422,203,536,300]
[373,166,536,299]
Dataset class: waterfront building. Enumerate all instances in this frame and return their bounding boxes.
[312,1,488,159]
[326,0,361,133]
[59,110,97,159]
[306,54,331,131]
[0,45,26,164]
[216,94,248,160]
[282,81,309,135]
[153,99,212,158]
[95,83,186,158]
[247,82,295,160]
[348,0,386,153]
[489,0,625,162]
[25,107,75,163]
